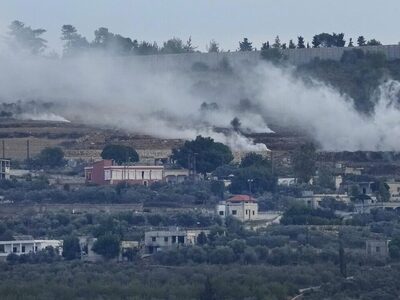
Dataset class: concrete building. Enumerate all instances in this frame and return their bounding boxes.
[164,168,190,184]
[335,175,343,191]
[344,166,364,176]
[79,236,102,262]
[84,160,189,186]
[0,235,63,260]
[85,160,164,186]
[296,191,352,209]
[387,181,400,201]
[144,229,209,253]
[0,158,10,180]
[217,195,258,222]
[278,177,297,186]
[366,240,389,258]
[119,241,140,261]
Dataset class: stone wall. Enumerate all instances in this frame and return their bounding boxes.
[127,44,400,70]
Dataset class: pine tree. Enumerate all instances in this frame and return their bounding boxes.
[357,36,366,46]
[348,38,354,47]
[297,36,305,48]
[261,42,270,50]
[288,39,296,49]
[272,36,281,49]
[239,38,253,51]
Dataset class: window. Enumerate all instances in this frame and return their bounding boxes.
[246,210,248,215]
[164,237,168,242]
[21,246,25,253]
[142,171,145,179]
[172,236,177,243]
[0,245,4,253]
[13,246,17,253]
[252,211,255,215]
[151,237,156,242]
[219,211,224,216]
[232,210,237,215]
[178,236,185,244]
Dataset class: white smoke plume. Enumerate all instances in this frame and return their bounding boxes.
[251,65,400,151]
[0,42,400,152]
[0,47,269,151]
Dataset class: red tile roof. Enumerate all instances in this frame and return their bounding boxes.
[227,195,256,203]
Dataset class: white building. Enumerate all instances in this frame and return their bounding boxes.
[144,229,209,253]
[278,177,297,186]
[217,195,258,222]
[0,236,63,259]
[387,181,400,201]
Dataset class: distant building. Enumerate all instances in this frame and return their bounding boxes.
[85,160,164,186]
[119,241,140,261]
[335,175,343,191]
[84,160,189,186]
[164,169,190,184]
[217,195,258,222]
[0,235,63,260]
[344,166,363,176]
[144,229,209,253]
[386,180,400,201]
[0,158,10,180]
[366,240,389,258]
[79,236,102,262]
[296,191,352,209]
[278,177,297,186]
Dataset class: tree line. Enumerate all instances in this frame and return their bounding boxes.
[6,20,385,57]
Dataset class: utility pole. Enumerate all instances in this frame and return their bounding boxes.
[26,140,30,161]
[339,230,347,278]
[271,151,274,176]
[193,153,198,181]
[247,179,254,196]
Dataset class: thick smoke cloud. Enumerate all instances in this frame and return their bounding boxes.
[0,42,399,152]
[251,65,400,151]
[0,47,270,151]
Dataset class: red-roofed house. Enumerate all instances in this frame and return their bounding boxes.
[217,194,258,222]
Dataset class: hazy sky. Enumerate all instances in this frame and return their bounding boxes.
[1,0,400,53]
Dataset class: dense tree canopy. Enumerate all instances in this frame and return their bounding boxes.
[207,40,219,53]
[229,152,276,194]
[8,20,47,54]
[101,144,139,165]
[298,49,389,113]
[62,236,81,260]
[92,233,121,259]
[61,25,89,56]
[172,136,233,175]
[34,147,65,168]
[239,38,253,51]
[292,143,316,184]
[312,32,346,48]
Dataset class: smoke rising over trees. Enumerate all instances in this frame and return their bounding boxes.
[2,20,400,151]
